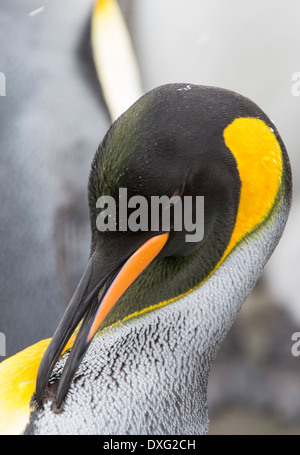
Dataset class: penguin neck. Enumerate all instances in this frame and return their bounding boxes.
[27,196,288,435]
[83,199,288,434]
[92,194,239,332]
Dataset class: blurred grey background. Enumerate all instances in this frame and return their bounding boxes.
[0,0,109,356]
[0,0,300,434]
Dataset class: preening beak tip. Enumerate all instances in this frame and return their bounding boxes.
[35,232,169,406]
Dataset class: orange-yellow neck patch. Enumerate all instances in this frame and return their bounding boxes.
[0,336,75,435]
[222,117,283,257]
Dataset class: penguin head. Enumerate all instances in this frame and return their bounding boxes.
[36,83,291,408]
[89,83,241,258]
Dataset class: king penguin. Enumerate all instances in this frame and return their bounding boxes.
[0,82,292,435]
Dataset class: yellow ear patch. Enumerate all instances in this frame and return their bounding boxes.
[0,336,75,435]
[223,117,283,257]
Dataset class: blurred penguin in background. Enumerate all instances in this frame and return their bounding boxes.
[0,0,109,356]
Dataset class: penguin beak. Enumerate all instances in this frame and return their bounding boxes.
[36,232,169,408]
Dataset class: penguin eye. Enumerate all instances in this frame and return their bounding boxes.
[164,188,182,211]
[168,179,186,207]
[171,188,181,197]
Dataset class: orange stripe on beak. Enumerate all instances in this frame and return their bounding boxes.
[86,232,169,344]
